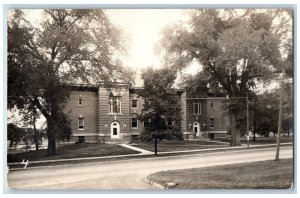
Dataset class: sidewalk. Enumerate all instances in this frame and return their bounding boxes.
[7,142,293,171]
[119,144,154,154]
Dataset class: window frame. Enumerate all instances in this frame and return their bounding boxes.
[143,119,150,128]
[192,100,201,115]
[209,117,214,128]
[167,119,174,126]
[78,117,85,130]
[131,114,139,129]
[109,96,122,114]
[132,99,138,108]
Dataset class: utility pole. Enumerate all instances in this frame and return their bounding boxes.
[275,71,284,161]
[246,92,249,148]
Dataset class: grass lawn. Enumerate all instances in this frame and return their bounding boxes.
[214,136,293,145]
[147,158,293,189]
[7,143,140,163]
[130,140,228,152]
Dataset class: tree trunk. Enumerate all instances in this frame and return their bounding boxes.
[47,136,56,156]
[253,109,257,141]
[230,113,241,146]
[46,120,57,156]
[33,110,39,151]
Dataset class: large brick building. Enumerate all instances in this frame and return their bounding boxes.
[65,83,229,143]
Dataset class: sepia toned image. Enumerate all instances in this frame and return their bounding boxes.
[6,8,293,191]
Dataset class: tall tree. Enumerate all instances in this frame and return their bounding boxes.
[8,9,131,155]
[138,68,182,140]
[159,9,291,146]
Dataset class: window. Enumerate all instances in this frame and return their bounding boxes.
[109,96,121,114]
[131,114,138,128]
[167,119,173,126]
[210,101,214,109]
[144,119,150,128]
[78,136,85,143]
[132,100,138,108]
[78,117,84,129]
[78,95,83,106]
[209,117,214,128]
[193,100,201,115]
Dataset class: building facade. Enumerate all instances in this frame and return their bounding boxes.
[65,84,229,143]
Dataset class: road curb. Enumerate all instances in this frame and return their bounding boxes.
[8,143,293,171]
[144,177,165,189]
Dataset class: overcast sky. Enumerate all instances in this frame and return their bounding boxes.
[22,9,202,86]
[106,9,189,69]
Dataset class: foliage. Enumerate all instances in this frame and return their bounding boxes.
[7,123,23,148]
[158,9,292,146]
[137,67,182,141]
[253,83,293,137]
[7,123,46,150]
[7,9,131,155]
[140,129,183,141]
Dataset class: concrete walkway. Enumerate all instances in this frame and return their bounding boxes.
[119,144,154,154]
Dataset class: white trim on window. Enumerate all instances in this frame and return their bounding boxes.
[132,99,138,109]
[193,100,201,115]
[109,96,122,114]
[78,117,84,130]
[131,114,139,129]
[209,117,214,128]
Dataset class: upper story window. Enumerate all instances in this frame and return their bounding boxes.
[78,117,84,130]
[132,100,138,108]
[193,100,201,115]
[109,96,121,114]
[78,95,83,106]
[210,101,214,109]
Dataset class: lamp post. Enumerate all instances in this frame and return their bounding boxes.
[275,70,284,161]
[246,92,249,148]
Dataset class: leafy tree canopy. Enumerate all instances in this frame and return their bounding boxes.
[137,67,182,140]
[8,9,132,155]
[158,9,292,146]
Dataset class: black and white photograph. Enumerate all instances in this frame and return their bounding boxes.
[4,4,295,193]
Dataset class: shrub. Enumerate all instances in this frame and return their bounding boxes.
[139,129,183,141]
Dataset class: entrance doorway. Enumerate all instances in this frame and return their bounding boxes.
[193,122,200,136]
[111,121,120,138]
